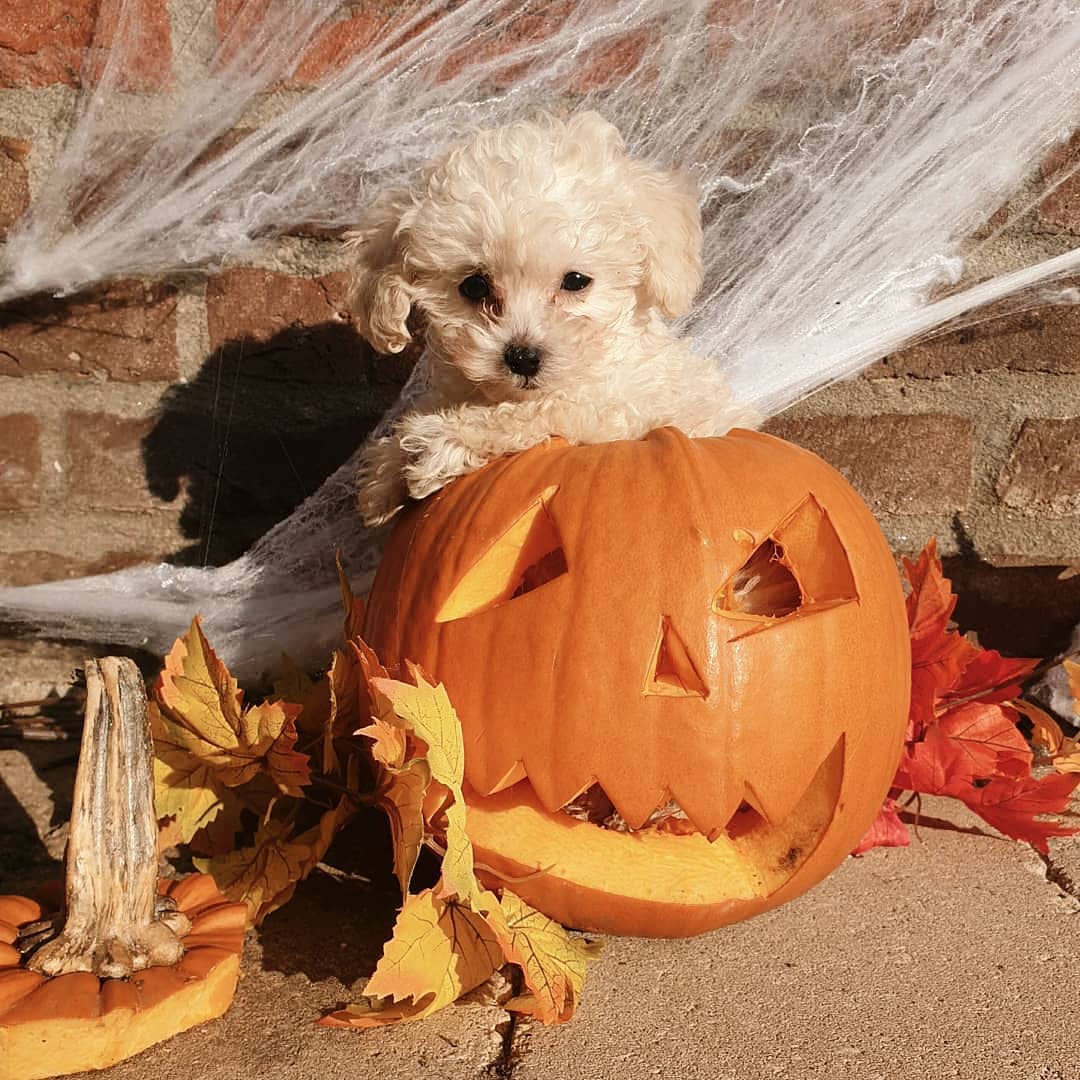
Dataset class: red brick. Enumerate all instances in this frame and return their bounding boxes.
[216,0,393,87]
[0,414,41,510]
[0,548,151,587]
[1039,128,1080,235]
[873,303,1080,377]
[0,137,30,239]
[0,280,178,381]
[763,414,974,515]
[0,0,171,90]
[64,412,161,510]
[996,418,1080,515]
[205,268,352,351]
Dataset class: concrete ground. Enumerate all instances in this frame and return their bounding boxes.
[2,640,1079,1080]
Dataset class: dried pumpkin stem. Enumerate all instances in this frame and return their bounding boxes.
[28,657,190,979]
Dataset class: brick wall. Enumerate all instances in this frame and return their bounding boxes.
[0,1,1078,657]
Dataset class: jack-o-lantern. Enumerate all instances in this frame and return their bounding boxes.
[364,428,910,936]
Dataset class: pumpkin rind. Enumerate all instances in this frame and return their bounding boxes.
[365,429,910,936]
[0,875,244,1080]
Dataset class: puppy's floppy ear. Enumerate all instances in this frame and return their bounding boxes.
[630,163,704,319]
[346,188,415,354]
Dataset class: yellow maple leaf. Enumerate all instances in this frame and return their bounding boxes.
[151,702,231,844]
[494,891,601,1025]
[153,617,311,796]
[362,717,408,770]
[324,636,392,774]
[371,672,479,905]
[196,799,352,926]
[318,888,503,1028]
[368,740,431,898]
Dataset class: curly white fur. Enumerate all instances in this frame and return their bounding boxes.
[351,111,758,525]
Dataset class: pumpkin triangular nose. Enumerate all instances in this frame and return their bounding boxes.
[644,617,707,698]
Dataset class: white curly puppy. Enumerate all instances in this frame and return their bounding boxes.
[351,110,756,525]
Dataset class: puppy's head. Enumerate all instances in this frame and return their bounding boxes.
[348,111,703,398]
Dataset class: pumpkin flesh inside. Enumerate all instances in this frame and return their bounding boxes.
[465,739,845,937]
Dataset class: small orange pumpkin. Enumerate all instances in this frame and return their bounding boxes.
[364,428,910,936]
[0,876,244,1080]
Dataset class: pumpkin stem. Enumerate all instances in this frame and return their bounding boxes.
[27,657,190,979]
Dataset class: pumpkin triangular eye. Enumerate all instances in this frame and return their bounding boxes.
[436,486,567,623]
[716,538,802,617]
[714,494,858,622]
[644,617,708,698]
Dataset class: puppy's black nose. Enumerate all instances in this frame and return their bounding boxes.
[503,343,543,377]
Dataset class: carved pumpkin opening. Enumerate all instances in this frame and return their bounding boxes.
[724,799,769,840]
[718,538,802,617]
[436,485,567,622]
[715,494,859,626]
[644,617,708,698]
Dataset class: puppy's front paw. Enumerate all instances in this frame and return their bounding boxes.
[398,414,488,500]
[357,439,408,526]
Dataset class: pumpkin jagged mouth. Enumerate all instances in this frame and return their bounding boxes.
[547,737,847,890]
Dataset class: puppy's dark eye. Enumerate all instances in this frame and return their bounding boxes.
[561,271,592,292]
[459,273,491,301]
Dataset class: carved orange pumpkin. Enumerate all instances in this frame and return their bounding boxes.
[364,428,910,936]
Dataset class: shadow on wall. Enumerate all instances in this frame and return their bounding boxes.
[943,555,1080,661]
[142,321,413,566]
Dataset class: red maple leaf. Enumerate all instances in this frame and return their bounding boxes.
[852,795,910,856]
[857,541,1079,855]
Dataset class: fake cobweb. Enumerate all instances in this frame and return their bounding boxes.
[1,0,1079,679]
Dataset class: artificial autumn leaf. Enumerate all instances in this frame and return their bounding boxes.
[196,799,351,926]
[379,759,431,898]
[154,618,311,795]
[318,888,503,1028]
[902,541,979,736]
[861,541,1080,855]
[324,637,392,775]
[852,796,910,856]
[360,715,431,897]
[195,818,305,926]
[272,655,331,739]
[493,890,601,1025]
[152,703,231,844]
[897,702,1032,796]
[942,649,1038,708]
[371,670,479,906]
[1012,699,1066,757]
[337,552,366,642]
[965,771,1079,853]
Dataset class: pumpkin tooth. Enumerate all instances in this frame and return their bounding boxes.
[747,737,846,828]
[521,757,596,817]
[594,774,669,831]
[676,782,754,841]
